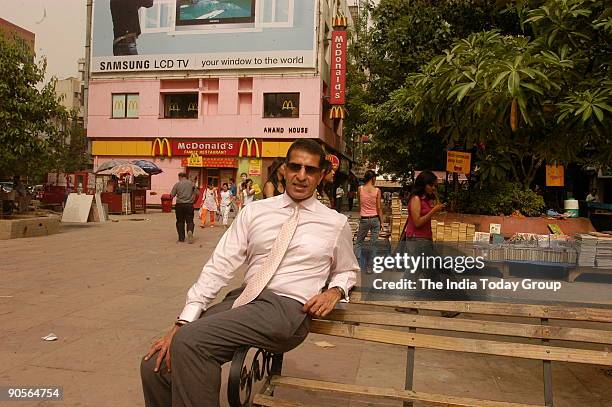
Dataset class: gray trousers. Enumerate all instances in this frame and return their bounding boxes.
[140,288,310,407]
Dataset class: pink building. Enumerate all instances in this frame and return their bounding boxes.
[88,0,352,206]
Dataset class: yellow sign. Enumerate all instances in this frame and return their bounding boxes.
[281,100,294,110]
[239,138,261,158]
[546,165,564,187]
[329,106,345,119]
[151,138,172,157]
[446,151,471,174]
[187,152,203,167]
[248,158,262,176]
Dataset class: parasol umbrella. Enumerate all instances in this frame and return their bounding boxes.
[95,159,130,173]
[108,163,148,178]
[131,160,163,175]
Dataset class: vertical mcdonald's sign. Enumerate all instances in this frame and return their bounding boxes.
[329,29,347,105]
[239,138,261,158]
[151,138,172,157]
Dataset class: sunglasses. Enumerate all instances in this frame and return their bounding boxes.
[286,162,322,175]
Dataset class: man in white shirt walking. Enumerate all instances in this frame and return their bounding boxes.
[335,185,345,212]
[140,139,359,407]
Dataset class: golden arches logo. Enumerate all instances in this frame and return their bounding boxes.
[128,100,138,110]
[281,100,294,110]
[151,138,172,157]
[239,138,260,158]
[114,100,124,110]
[332,15,348,29]
[329,106,345,120]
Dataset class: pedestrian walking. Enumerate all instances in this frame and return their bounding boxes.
[228,178,238,213]
[347,184,356,211]
[236,172,247,211]
[200,184,219,228]
[140,139,359,407]
[219,183,233,227]
[316,159,334,208]
[170,172,199,243]
[354,170,383,271]
[242,179,256,206]
[335,185,345,212]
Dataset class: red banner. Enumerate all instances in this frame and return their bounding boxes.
[181,157,238,168]
[172,140,240,156]
[329,30,347,105]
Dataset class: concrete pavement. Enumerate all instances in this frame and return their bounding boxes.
[0,210,610,407]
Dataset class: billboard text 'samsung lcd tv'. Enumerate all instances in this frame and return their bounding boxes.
[176,0,256,25]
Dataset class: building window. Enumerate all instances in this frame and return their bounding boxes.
[164,93,198,119]
[112,93,139,118]
[263,93,299,118]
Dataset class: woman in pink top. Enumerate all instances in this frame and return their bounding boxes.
[402,170,445,239]
[354,170,383,271]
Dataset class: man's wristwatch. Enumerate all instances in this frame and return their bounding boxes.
[174,319,189,328]
[331,286,345,299]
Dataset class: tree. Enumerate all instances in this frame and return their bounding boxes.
[345,0,523,177]
[365,0,611,187]
[0,35,69,181]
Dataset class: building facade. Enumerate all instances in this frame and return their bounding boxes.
[0,17,35,50]
[87,0,351,204]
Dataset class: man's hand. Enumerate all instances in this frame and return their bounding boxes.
[303,288,342,318]
[144,325,180,373]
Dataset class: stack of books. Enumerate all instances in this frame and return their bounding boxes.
[390,196,407,241]
[575,234,597,267]
[594,234,612,268]
[431,221,476,242]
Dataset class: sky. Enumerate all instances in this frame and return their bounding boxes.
[1,0,86,82]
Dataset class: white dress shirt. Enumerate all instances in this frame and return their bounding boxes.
[179,193,359,321]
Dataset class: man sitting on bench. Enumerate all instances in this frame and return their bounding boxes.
[140,139,359,407]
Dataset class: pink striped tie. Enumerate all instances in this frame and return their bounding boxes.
[232,205,300,308]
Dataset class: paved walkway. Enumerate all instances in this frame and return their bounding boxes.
[1,211,610,407]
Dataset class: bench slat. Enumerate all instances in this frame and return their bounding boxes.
[270,375,540,407]
[326,309,612,344]
[310,320,612,365]
[349,296,612,323]
[253,394,304,407]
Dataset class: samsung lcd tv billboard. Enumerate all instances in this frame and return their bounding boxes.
[91,0,316,72]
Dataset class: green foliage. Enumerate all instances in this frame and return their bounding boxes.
[449,181,545,216]
[0,35,69,180]
[347,0,523,177]
[353,0,611,188]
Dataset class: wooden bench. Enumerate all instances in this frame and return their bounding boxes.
[227,297,612,407]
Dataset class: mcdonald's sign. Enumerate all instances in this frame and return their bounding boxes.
[332,15,348,29]
[281,100,295,110]
[239,138,261,158]
[151,138,172,157]
[329,30,347,105]
[329,106,345,120]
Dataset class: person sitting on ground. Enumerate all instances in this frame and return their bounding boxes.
[586,188,599,203]
[140,139,359,407]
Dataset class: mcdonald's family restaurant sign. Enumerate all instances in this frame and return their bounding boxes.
[446,151,471,174]
[93,138,289,158]
[150,139,262,157]
[329,30,347,105]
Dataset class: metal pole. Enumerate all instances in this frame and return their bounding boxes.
[84,0,93,130]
